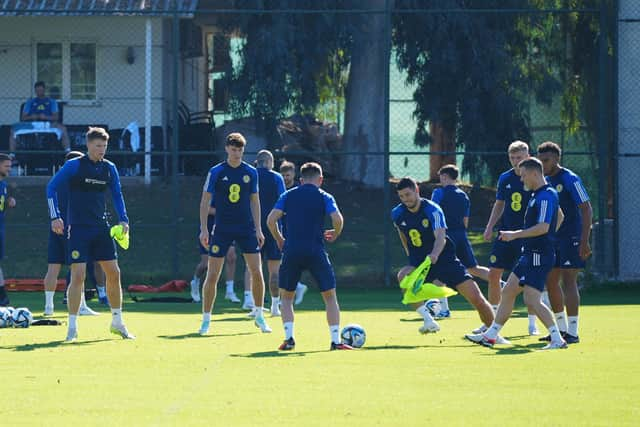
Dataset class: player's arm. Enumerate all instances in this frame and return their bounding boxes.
[395,225,410,256]
[556,207,565,231]
[578,201,593,259]
[46,160,78,234]
[21,100,35,121]
[325,211,343,243]
[267,208,285,249]
[200,168,216,249]
[108,163,130,234]
[250,193,265,247]
[428,206,447,264]
[484,200,505,240]
[500,196,555,241]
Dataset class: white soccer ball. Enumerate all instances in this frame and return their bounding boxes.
[11,307,33,328]
[425,299,442,317]
[0,307,12,328]
[341,324,366,348]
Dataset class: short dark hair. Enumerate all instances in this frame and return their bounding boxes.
[537,141,561,157]
[65,151,84,162]
[0,153,12,162]
[300,162,322,180]
[518,157,543,174]
[34,81,45,89]
[279,160,295,174]
[438,164,459,180]
[396,177,418,192]
[226,132,247,147]
[86,127,109,142]
[256,149,273,167]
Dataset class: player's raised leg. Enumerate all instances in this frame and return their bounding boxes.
[397,266,439,334]
[100,259,134,339]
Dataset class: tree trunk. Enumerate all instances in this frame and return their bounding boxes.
[428,121,456,181]
[341,0,390,188]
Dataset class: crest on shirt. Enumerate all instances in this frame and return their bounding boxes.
[422,219,429,228]
[556,184,563,192]
[211,245,220,254]
[243,175,250,183]
[490,255,497,263]
[71,250,80,260]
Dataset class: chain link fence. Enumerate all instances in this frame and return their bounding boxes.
[0,2,617,286]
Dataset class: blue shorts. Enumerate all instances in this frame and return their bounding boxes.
[261,231,282,261]
[448,229,478,268]
[513,250,555,292]
[279,248,335,292]
[198,216,216,255]
[209,229,259,258]
[409,243,472,289]
[489,239,523,270]
[68,224,117,264]
[554,235,586,269]
[48,230,68,265]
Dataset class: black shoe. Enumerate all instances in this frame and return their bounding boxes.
[278,337,296,351]
[539,331,567,342]
[564,333,580,344]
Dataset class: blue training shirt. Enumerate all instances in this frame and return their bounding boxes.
[203,161,258,234]
[496,168,531,231]
[24,97,58,117]
[546,167,589,238]
[273,183,338,252]
[46,156,128,226]
[431,185,469,231]
[522,184,559,252]
[392,198,448,260]
[257,167,286,226]
[0,181,7,231]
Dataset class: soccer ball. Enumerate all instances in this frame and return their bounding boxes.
[11,307,33,328]
[0,307,12,328]
[425,299,442,317]
[341,324,366,348]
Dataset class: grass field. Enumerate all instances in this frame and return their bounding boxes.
[2,286,639,426]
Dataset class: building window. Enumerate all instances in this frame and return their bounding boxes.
[36,42,96,101]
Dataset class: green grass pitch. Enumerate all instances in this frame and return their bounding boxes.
[1,287,639,426]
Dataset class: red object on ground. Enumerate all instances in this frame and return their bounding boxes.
[5,278,67,292]
[127,280,188,293]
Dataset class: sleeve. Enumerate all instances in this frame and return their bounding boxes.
[391,206,401,225]
[276,174,286,196]
[428,205,447,230]
[431,188,443,204]
[323,192,339,214]
[537,193,555,225]
[203,167,219,196]
[46,160,79,219]
[464,194,471,218]
[274,192,287,212]
[566,174,590,204]
[495,174,506,201]
[50,99,59,114]
[251,167,259,194]
[23,99,33,116]
[108,163,129,223]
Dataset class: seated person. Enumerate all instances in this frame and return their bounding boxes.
[9,81,70,153]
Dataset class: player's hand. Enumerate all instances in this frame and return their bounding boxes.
[276,237,285,251]
[119,221,129,235]
[199,229,210,249]
[51,218,65,235]
[579,240,592,261]
[483,227,493,241]
[498,230,517,242]
[324,229,339,243]
[427,253,439,265]
[7,197,16,208]
[256,230,265,248]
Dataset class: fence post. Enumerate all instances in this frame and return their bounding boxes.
[171,12,180,277]
[597,3,608,275]
[383,0,392,287]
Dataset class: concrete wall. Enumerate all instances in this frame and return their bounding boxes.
[618,1,640,280]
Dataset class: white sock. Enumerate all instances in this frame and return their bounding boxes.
[554,312,567,332]
[439,297,449,311]
[568,315,579,336]
[96,285,106,298]
[296,282,306,290]
[254,306,264,319]
[244,291,253,301]
[528,315,537,328]
[68,314,78,329]
[284,321,294,339]
[484,322,503,340]
[549,325,563,342]
[111,308,123,326]
[225,280,234,293]
[79,293,89,309]
[202,312,211,322]
[329,324,340,344]
[271,297,280,309]
[416,304,434,322]
[45,291,55,307]
[492,305,499,314]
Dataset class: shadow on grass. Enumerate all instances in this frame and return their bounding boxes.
[477,342,546,355]
[158,331,255,340]
[1,338,112,352]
